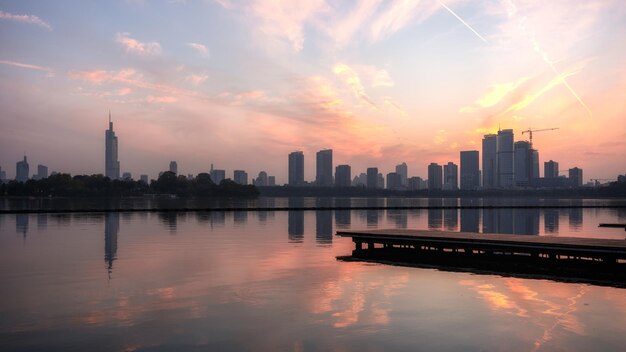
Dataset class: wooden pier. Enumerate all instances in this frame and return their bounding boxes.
[337,229,626,284]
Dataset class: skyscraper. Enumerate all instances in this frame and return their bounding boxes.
[105,112,120,180]
[169,161,178,174]
[531,149,540,179]
[443,162,458,190]
[395,162,408,188]
[545,160,559,179]
[460,150,480,190]
[386,172,401,190]
[482,134,497,189]
[316,149,333,186]
[234,170,248,185]
[366,167,378,189]
[33,164,48,180]
[0,166,6,182]
[514,141,532,187]
[288,151,304,186]
[569,167,583,187]
[497,129,514,188]
[428,163,442,190]
[16,156,29,182]
[335,165,351,187]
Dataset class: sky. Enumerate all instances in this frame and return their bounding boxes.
[0,0,625,183]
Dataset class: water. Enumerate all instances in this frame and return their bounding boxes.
[1,198,626,351]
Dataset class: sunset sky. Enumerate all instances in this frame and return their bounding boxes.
[1,0,625,183]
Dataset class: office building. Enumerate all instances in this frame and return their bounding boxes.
[169,161,178,174]
[211,168,226,184]
[33,164,48,180]
[377,173,385,189]
[514,141,532,187]
[531,149,540,179]
[353,173,367,187]
[335,165,351,187]
[122,172,132,180]
[482,134,497,189]
[544,160,559,179]
[569,167,583,187]
[366,167,378,189]
[497,129,514,188]
[460,150,480,190]
[140,174,149,183]
[234,170,248,185]
[408,176,425,191]
[268,176,275,186]
[0,166,6,182]
[316,149,333,186]
[288,151,304,186]
[16,156,29,182]
[254,171,268,186]
[443,162,458,190]
[105,112,120,180]
[428,163,442,190]
[386,172,401,190]
[395,162,408,187]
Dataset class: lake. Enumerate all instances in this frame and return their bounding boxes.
[1,197,626,351]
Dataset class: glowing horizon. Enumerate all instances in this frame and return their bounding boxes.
[0,1,625,182]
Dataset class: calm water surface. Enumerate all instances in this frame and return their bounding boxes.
[1,198,626,351]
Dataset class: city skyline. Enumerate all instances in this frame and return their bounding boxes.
[1,1,625,182]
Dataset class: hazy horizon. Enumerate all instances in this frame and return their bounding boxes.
[1,1,625,183]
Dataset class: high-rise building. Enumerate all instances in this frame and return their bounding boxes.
[169,161,178,174]
[288,151,304,186]
[514,141,532,187]
[482,134,497,189]
[122,172,132,180]
[335,165,351,187]
[443,162,458,190]
[408,176,425,191]
[497,129,514,188]
[268,176,276,186]
[460,151,480,190]
[0,166,6,182]
[16,156,29,182]
[211,169,226,184]
[33,164,48,180]
[428,163,442,190]
[544,160,559,179]
[316,149,333,186]
[377,173,385,189]
[366,167,378,189]
[386,172,401,190]
[105,113,120,180]
[234,170,248,185]
[255,171,268,186]
[395,162,408,187]
[531,149,540,179]
[569,167,583,187]
[140,174,149,183]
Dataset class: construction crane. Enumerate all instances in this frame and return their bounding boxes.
[521,127,559,149]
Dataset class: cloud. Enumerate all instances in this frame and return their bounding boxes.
[460,76,530,113]
[187,42,209,57]
[186,73,209,86]
[116,33,162,56]
[333,63,376,107]
[0,10,52,31]
[146,95,177,103]
[0,60,54,76]
[369,0,440,42]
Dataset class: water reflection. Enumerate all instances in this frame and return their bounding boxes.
[288,198,304,242]
[16,214,29,237]
[544,209,559,234]
[443,198,458,231]
[104,213,119,277]
[316,198,333,244]
[334,198,351,228]
[428,198,442,229]
[37,213,48,230]
[460,199,480,233]
[366,198,382,227]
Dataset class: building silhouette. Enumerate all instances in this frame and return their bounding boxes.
[210,167,225,184]
[0,166,6,182]
[140,174,149,183]
[288,151,304,186]
[386,172,401,190]
[497,129,514,188]
[16,156,29,182]
[234,170,248,185]
[514,141,532,187]
[335,164,351,187]
[316,149,333,186]
[443,162,458,190]
[460,151,480,190]
[366,167,378,189]
[169,161,177,174]
[408,176,425,190]
[427,163,442,190]
[544,160,559,179]
[254,171,268,186]
[395,162,408,188]
[482,134,497,189]
[105,113,120,180]
[569,167,583,187]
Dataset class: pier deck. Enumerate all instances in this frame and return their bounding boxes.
[337,229,626,264]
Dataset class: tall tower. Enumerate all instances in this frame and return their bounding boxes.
[460,150,480,190]
[496,129,514,188]
[288,151,304,186]
[482,134,497,189]
[395,162,408,187]
[105,112,120,180]
[316,149,333,187]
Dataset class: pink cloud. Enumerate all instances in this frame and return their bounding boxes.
[187,42,209,57]
[0,10,52,31]
[0,60,54,76]
[146,95,177,104]
[116,33,162,56]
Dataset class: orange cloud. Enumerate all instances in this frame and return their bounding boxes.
[116,32,162,56]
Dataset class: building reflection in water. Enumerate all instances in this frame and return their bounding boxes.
[316,198,332,244]
[366,198,381,227]
[37,213,48,230]
[569,207,583,230]
[16,214,29,237]
[233,210,248,225]
[158,212,179,232]
[334,198,351,229]
[544,209,560,234]
[288,198,304,243]
[428,198,442,230]
[104,212,119,277]
[514,208,539,235]
[387,198,407,229]
[482,208,539,235]
[460,198,480,233]
[443,198,458,231]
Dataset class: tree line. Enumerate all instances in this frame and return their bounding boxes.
[0,171,259,197]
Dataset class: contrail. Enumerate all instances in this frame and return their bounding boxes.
[439,1,488,43]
